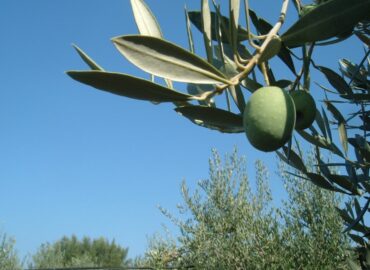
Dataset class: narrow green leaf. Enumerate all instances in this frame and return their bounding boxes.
[228,84,246,114]
[175,105,244,133]
[72,44,104,71]
[306,172,336,191]
[318,66,353,95]
[314,108,327,139]
[187,11,248,42]
[184,5,195,53]
[201,0,213,63]
[282,146,307,173]
[67,70,192,103]
[325,101,348,155]
[230,0,241,52]
[281,0,370,47]
[348,233,365,246]
[328,174,361,195]
[344,197,370,234]
[112,35,230,84]
[321,108,333,143]
[130,0,163,38]
[297,130,344,157]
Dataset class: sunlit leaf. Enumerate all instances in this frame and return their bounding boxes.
[325,101,348,155]
[72,44,104,71]
[230,0,241,51]
[67,70,193,103]
[281,0,370,47]
[175,105,244,133]
[112,35,230,84]
[130,0,163,38]
[202,0,213,63]
[187,11,248,42]
[184,6,195,53]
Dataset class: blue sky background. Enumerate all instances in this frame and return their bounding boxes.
[0,0,365,262]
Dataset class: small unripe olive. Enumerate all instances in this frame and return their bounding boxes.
[290,90,316,130]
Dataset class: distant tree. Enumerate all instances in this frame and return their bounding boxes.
[30,235,129,268]
[138,149,352,269]
[0,231,21,270]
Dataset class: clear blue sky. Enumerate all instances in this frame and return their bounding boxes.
[0,0,364,261]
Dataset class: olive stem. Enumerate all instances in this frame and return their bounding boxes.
[196,0,289,102]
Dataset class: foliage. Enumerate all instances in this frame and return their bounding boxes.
[0,231,21,270]
[30,235,129,268]
[67,0,370,266]
[137,149,352,269]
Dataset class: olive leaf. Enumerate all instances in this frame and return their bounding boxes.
[281,0,370,47]
[67,70,193,103]
[187,11,248,42]
[328,174,361,195]
[72,44,104,71]
[318,66,353,96]
[282,146,307,173]
[325,101,348,155]
[130,0,163,38]
[175,105,244,133]
[201,0,213,63]
[112,35,230,84]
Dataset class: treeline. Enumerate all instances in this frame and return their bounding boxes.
[1,150,354,270]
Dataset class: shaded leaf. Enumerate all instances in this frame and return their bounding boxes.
[322,107,333,143]
[344,197,370,234]
[328,174,361,195]
[318,66,353,95]
[314,108,327,138]
[175,105,244,133]
[306,172,336,191]
[281,0,370,47]
[282,146,307,173]
[112,35,230,84]
[72,44,103,71]
[337,207,369,234]
[349,233,365,246]
[67,70,192,103]
[130,0,163,38]
[187,11,248,42]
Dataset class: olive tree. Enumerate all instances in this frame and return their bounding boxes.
[135,149,352,269]
[29,235,129,268]
[0,231,21,270]
[67,0,370,267]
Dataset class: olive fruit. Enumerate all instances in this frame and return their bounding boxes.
[290,90,316,130]
[243,86,296,152]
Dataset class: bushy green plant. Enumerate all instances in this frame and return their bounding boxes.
[0,231,21,270]
[138,149,351,269]
[30,235,129,268]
